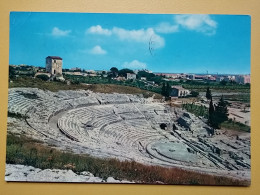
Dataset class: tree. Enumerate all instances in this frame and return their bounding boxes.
[36,74,49,81]
[161,82,166,96]
[208,97,217,128]
[161,82,172,98]
[208,96,229,129]
[149,76,163,84]
[190,91,199,97]
[206,87,212,100]
[166,82,171,97]
[118,68,134,77]
[214,95,229,125]
[220,80,227,86]
[137,71,156,80]
[110,67,119,78]
[9,66,16,79]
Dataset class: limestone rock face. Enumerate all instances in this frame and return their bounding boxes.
[5,164,132,183]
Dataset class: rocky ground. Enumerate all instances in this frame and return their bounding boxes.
[5,164,131,183]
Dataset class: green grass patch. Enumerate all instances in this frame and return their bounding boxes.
[6,134,249,185]
[9,77,162,99]
[64,74,162,94]
[182,103,208,118]
[221,120,250,133]
[182,82,250,93]
[222,94,250,103]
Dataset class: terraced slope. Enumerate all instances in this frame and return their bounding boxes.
[7,88,251,180]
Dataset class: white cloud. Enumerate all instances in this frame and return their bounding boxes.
[51,27,71,37]
[112,27,164,48]
[86,25,165,48]
[174,14,217,35]
[155,22,179,34]
[90,45,107,55]
[86,25,112,36]
[122,60,147,69]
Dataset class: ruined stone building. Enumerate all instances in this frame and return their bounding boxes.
[46,56,63,75]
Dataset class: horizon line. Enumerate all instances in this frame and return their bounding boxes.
[9,64,250,76]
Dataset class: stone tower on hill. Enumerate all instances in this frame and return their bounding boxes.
[46,56,62,75]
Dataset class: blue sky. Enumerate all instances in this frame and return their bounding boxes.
[9,12,250,74]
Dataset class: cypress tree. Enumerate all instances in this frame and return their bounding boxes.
[206,87,212,100]
[215,95,229,125]
[166,82,171,97]
[208,97,216,128]
[208,96,229,129]
[162,82,166,96]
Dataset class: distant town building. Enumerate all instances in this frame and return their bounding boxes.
[115,76,126,81]
[96,70,107,74]
[155,73,180,79]
[207,76,216,81]
[216,76,225,82]
[46,56,63,75]
[227,75,236,81]
[70,67,81,71]
[235,75,251,84]
[133,70,139,74]
[194,75,208,80]
[187,74,195,80]
[64,72,84,76]
[86,70,96,74]
[135,69,152,74]
[88,73,98,77]
[126,73,136,80]
[143,69,153,73]
[223,77,230,82]
[140,77,147,80]
[170,86,190,98]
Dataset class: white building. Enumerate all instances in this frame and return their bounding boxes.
[216,76,224,82]
[126,73,136,80]
[170,86,190,98]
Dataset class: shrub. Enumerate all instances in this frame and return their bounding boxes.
[182,103,208,118]
[36,74,49,81]
[189,91,199,97]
